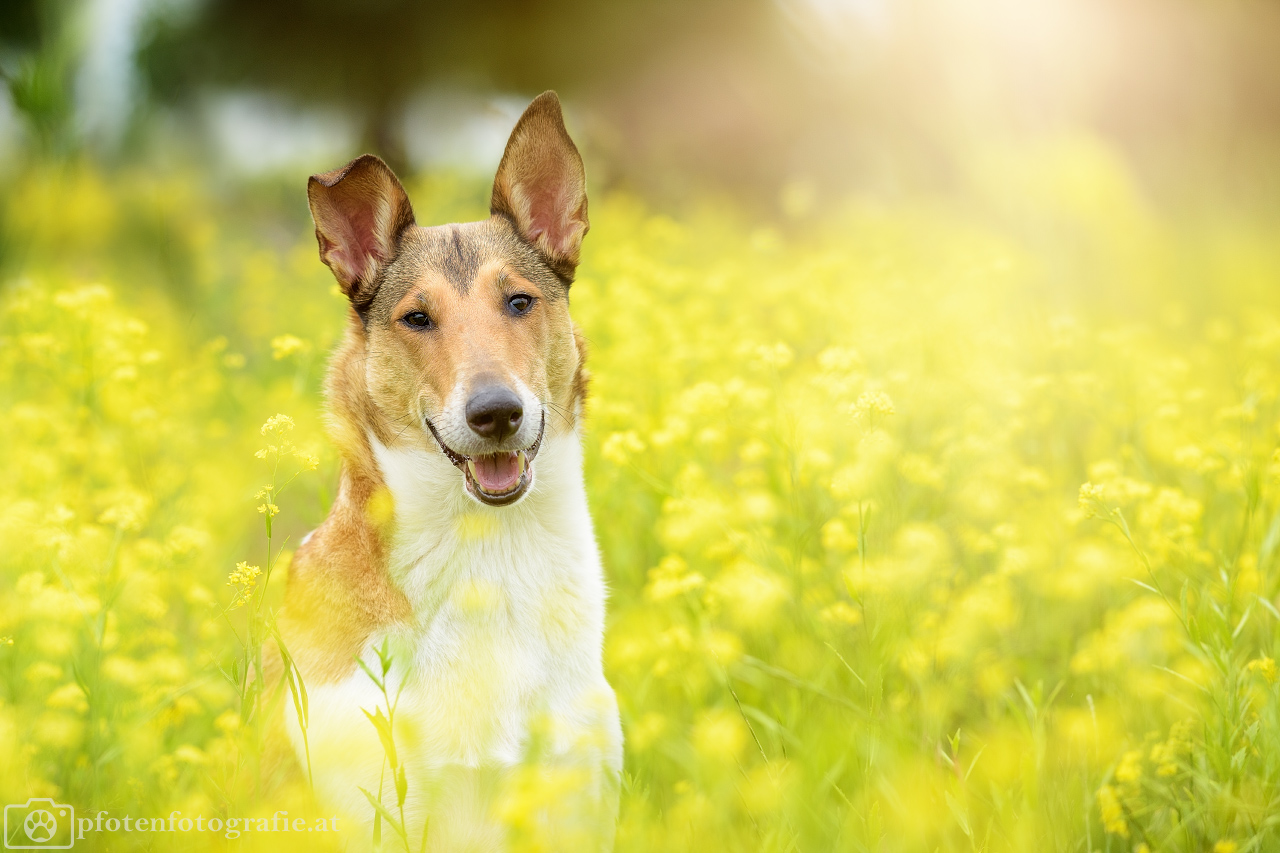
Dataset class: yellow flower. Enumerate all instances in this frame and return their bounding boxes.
[601,430,646,466]
[293,449,319,470]
[1115,749,1144,784]
[270,334,310,360]
[752,341,794,369]
[853,390,895,420]
[1247,656,1277,684]
[628,712,667,752]
[707,561,790,627]
[1078,481,1107,517]
[227,561,261,585]
[173,744,208,765]
[214,710,241,734]
[260,413,295,437]
[227,562,262,607]
[456,511,497,541]
[821,517,859,553]
[691,708,749,762]
[1097,784,1128,838]
[1214,841,1238,853]
[643,555,705,602]
[819,601,863,626]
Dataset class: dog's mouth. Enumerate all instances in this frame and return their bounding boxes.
[426,412,544,507]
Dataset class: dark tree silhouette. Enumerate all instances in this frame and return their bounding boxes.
[137,0,771,174]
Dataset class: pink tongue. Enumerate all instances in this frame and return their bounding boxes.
[473,452,521,492]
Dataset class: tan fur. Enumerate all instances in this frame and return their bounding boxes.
[277,92,591,687]
[276,315,408,684]
[266,97,626,850]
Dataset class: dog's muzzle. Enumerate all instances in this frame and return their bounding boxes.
[426,411,544,507]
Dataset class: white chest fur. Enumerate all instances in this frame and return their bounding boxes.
[286,431,622,850]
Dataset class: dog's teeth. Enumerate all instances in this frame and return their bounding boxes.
[466,458,478,480]
[516,452,526,476]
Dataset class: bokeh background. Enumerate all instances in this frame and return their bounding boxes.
[6,0,1280,206]
[4,1,1280,851]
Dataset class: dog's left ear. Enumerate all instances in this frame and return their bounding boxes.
[308,154,416,311]
[491,91,589,282]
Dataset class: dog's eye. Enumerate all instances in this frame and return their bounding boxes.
[402,311,433,329]
[507,294,534,315]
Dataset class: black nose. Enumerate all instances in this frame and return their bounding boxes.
[466,384,523,441]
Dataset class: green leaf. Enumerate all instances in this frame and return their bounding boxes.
[378,637,394,677]
[269,622,311,726]
[964,745,986,782]
[359,787,409,848]
[1232,604,1253,639]
[283,665,308,728]
[944,790,972,837]
[363,706,398,769]
[356,656,385,692]
[395,764,408,808]
[417,814,430,853]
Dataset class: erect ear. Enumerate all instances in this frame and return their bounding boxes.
[490,91,589,282]
[307,154,415,310]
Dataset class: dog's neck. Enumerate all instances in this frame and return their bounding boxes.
[368,424,596,620]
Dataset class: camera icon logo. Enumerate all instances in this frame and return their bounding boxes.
[3,799,74,849]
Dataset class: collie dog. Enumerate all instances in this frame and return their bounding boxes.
[278,91,621,851]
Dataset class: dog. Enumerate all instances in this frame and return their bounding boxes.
[276,91,622,851]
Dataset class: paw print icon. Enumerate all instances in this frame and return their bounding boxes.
[4,799,74,849]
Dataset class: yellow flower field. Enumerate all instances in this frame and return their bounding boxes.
[2,140,1280,851]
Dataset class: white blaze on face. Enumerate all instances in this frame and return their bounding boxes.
[432,376,544,458]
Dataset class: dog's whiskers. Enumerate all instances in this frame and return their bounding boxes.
[543,401,575,428]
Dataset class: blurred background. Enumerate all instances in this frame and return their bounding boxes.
[6,3,1280,850]
[3,0,1279,210]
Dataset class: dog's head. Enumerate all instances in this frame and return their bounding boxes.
[308,92,588,507]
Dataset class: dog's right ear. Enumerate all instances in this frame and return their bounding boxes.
[308,154,415,310]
